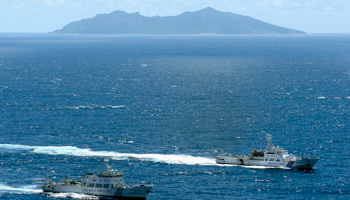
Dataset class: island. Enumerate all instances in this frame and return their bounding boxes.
[52,7,306,35]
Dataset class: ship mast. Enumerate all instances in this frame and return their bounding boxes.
[266,134,273,150]
[104,158,111,172]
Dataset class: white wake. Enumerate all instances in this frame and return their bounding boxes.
[0,183,41,194]
[0,183,98,199]
[0,144,217,166]
[0,144,289,169]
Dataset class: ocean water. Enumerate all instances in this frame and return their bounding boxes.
[0,33,350,199]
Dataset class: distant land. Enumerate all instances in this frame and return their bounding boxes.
[52,7,306,35]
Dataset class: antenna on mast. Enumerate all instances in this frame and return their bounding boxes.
[104,157,111,172]
[266,134,273,150]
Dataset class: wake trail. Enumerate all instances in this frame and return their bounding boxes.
[0,144,217,166]
[0,183,41,194]
[0,183,97,199]
[0,144,288,169]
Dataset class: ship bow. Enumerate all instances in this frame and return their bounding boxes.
[292,158,319,169]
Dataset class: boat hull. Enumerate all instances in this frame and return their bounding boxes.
[216,156,318,169]
[42,185,152,199]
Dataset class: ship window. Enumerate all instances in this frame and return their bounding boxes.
[103,184,109,188]
[95,184,102,188]
[276,159,280,162]
[88,183,95,187]
[270,158,275,161]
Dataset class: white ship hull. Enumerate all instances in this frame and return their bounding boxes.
[216,134,319,170]
[42,184,152,199]
[42,159,152,199]
[216,156,319,169]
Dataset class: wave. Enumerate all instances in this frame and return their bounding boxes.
[0,144,217,166]
[0,183,41,194]
[47,192,99,199]
[0,183,97,199]
[241,165,290,170]
[69,105,127,110]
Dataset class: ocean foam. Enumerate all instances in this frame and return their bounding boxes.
[69,105,126,110]
[0,144,217,166]
[48,192,99,199]
[241,165,289,169]
[0,183,99,199]
[107,105,126,109]
[0,183,41,194]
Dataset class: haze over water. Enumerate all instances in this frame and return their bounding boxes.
[0,33,350,199]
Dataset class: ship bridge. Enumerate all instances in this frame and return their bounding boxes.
[98,170,124,177]
[265,134,289,155]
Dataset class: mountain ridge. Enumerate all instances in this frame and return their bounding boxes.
[52,7,306,34]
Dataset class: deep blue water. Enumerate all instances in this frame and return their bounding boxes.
[0,33,350,199]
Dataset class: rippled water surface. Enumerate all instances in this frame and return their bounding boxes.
[0,33,350,199]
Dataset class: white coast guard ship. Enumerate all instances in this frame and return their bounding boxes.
[42,159,152,199]
[216,134,319,170]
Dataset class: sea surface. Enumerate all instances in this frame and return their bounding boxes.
[0,33,350,200]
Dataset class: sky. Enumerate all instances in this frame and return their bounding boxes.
[0,0,349,33]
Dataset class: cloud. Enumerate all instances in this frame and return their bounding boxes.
[44,0,65,7]
[128,0,141,6]
[259,0,303,10]
[12,3,27,10]
[235,6,247,12]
